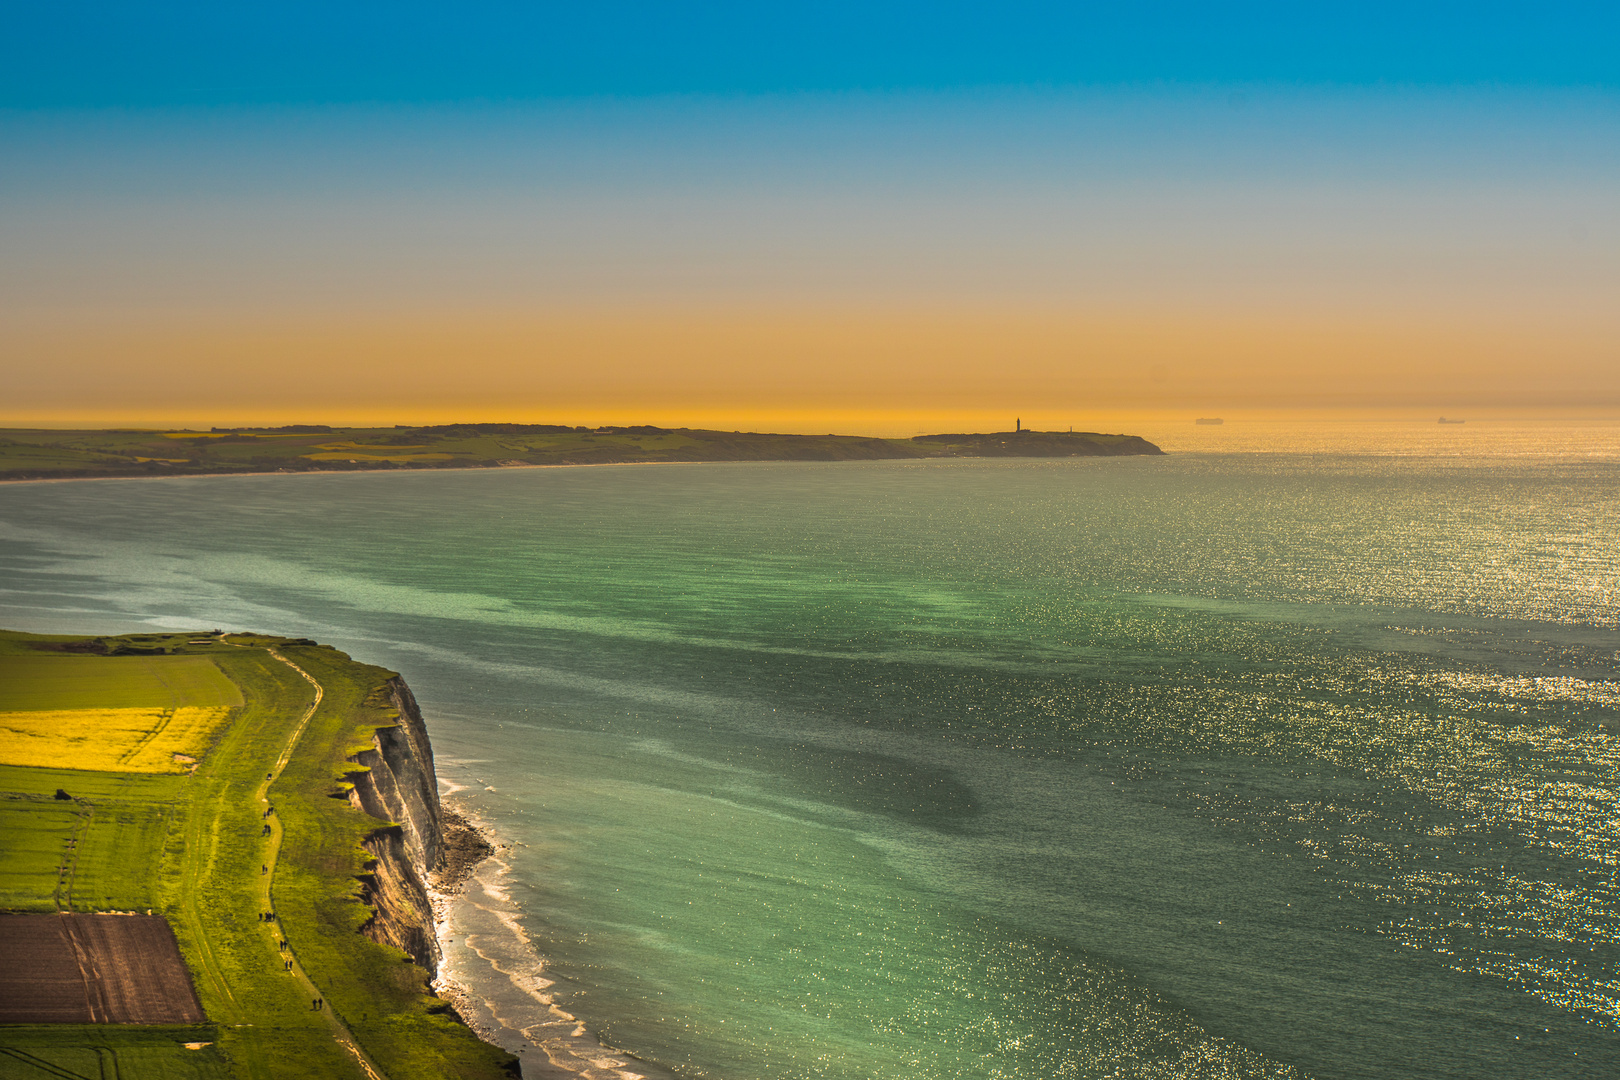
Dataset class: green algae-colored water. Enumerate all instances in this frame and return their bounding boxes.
[2,425,1617,1079]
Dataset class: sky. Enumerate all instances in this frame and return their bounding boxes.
[2,3,1617,432]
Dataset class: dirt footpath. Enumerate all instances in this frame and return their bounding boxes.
[0,912,203,1024]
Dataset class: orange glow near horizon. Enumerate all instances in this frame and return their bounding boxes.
[4,304,1616,434]
[5,97,1616,430]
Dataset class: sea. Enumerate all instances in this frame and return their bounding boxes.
[1,419,1617,1080]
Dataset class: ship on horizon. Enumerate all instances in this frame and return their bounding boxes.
[1438,417,1466,424]
[1195,417,1224,425]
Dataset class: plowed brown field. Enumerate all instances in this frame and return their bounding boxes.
[0,912,203,1024]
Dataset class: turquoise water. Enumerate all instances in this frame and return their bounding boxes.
[2,429,1618,1078]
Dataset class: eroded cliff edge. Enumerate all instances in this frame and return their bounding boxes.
[343,676,448,972]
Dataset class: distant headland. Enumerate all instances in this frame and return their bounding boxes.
[0,425,1164,481]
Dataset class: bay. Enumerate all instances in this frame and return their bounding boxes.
[2,423,1617,1079]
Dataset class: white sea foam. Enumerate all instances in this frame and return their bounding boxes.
[431,803,672,1080]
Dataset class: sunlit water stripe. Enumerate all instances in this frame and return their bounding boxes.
[0,440,1617,1078]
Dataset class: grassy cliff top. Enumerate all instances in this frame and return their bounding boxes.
[0,628,517,1080]
[0,424,1163,481]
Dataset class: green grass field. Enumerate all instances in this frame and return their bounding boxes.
[0,648,246,774]
[0,1026,228,1080]
[0,774,178,911]
[0,654,243,711]
[0,630,517,1080]
[0,797,83,909]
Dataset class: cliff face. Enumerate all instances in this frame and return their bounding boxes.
[344,677,443,972]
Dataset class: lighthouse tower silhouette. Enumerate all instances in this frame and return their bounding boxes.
[1015,418,1021,433]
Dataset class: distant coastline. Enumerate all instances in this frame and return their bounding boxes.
[0,424,1164,483]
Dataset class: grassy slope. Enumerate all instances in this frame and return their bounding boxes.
[0,424,1161,480]
[263,643,517,1080]
[0,631,516,1080]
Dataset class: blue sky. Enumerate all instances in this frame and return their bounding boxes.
[3,5,1617,426]
[5,2,1617,106]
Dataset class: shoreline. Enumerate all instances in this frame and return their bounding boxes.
[0,459,720,487]
[0,450,1168,488]
[0,427,1164,486]
[428,799,675,1080]
[426,804,507,1050]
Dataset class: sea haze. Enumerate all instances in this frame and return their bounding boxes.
[1,425,1617,1079]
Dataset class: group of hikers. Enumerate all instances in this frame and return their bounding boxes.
[260,909,291,971]
[256,755,336,1020]
[259,800,294,975]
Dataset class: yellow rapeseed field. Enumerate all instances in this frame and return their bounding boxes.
[0,651,244,773]
[0,707,234,772]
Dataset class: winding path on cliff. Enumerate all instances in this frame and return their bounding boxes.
[229,637,389,1080]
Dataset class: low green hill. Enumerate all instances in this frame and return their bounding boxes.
[0,424,1162,480]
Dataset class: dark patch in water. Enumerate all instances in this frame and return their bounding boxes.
[705,738,981,830]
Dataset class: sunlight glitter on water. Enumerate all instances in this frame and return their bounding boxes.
[1,425,1617,1078]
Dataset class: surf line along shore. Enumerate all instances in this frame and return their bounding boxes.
[426,774,680,1078]
[0,628,521,1079]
